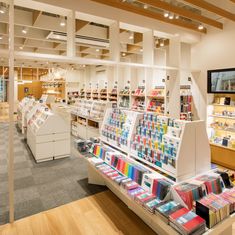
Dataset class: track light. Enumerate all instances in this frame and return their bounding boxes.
[60,16,66,27]
[164,12,169,18]
[198,24,204,30]
[22,27,28,34]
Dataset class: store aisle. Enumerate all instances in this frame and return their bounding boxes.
[0,190,156,235]
[0,123,107,225]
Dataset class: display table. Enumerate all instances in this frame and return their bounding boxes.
[87,159,235,235]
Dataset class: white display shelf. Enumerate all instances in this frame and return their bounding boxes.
[27,107,70,163]
[209,114,235,120]
[100,109,210,182]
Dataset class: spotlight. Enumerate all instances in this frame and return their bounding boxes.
[164,12,169,18]
[129,31,134,40]
[122,52,126,57]
[96,49,100,52]
[198,24,204,30]
[0,5,6,14]
[169,13,174,20]
[175,15,179,19]
[19,46,23,50]
[22,27,28,34]
[143,4,148,9]
[0,35,2,40]
[140,48,143,52]
[60,16,66,27]
[160,40,164,47]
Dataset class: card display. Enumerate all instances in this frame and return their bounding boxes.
[130,113,182,170]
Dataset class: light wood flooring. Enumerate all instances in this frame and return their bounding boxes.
[0,190,156,235]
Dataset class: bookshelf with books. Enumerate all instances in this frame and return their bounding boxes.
[207,94,235,169]
[27,105,70,162]
[180,85,193,121]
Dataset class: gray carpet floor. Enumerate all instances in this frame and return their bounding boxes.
[0,123,107,225]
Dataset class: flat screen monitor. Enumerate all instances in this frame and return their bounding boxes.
[208,68,235,93]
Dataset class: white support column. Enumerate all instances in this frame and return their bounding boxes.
[143,30,154,65]
[66,10,76,57]
[109,21,120,62]
[8,0,15,224]
[166,37,181,118]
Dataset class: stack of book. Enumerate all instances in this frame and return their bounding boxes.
[169,207,206,235]
[219,187,235,213]
[90,144,113,160]
[156,200,183,223]
[174,182,207,210]
[196,194,230,228]
[195,174,223,194]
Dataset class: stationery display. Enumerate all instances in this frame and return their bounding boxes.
[109,88,118,102]
[147,87,165,114]
[100,88,107,101]
[132,86,145,111]
[130,113,182,171]
[119,87,130,108]
[79,89,85,99]
[169,207,206,235]
[67,91,79,105]
[92,89,99,100]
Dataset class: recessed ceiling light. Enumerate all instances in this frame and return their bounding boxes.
[164,12,169,18]
[19,46,23,50]
[160,40,164,47]
[175,15,179,19]
[22,27,28,34]
[0,35,3,40]
[96,49,100,52]
[122,52,126,57]
[140,48,143,52]
[198,24,204,30]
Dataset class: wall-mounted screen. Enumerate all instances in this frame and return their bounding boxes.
[208,68,235,93]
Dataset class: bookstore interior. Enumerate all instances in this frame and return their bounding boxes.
[0,0,235,234]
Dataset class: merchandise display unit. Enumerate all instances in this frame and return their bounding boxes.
[42,81,65,102]
[119,87,130,109]
[131,85,145,111]
[100,108,211,182]
[109,88,118,103]
[27,105,70,163]
[207,94,235,170]
[100,88,108,101]
[67,91,79,105]
[147,87,165,114]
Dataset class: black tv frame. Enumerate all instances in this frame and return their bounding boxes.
[207,67,235,94]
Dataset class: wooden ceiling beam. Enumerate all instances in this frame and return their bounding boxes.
[90,0,207,33]
[183,0,235,21]
[102,49,109,54]
[76,19,90,32]
[81,53,89,57]
[32,10,42,26]
[140,0,223,29]
[230,0,235,3]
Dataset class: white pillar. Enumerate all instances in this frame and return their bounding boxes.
[143,30,154,65]
[109,21,120,62]
[166,37,181,118]
[66,10,76,57]
[8,0,15,224]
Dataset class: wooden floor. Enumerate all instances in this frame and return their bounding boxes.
[0,190,156,235]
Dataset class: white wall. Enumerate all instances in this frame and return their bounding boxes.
[191,20,235,120]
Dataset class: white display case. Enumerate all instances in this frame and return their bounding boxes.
[27,106,70,163]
